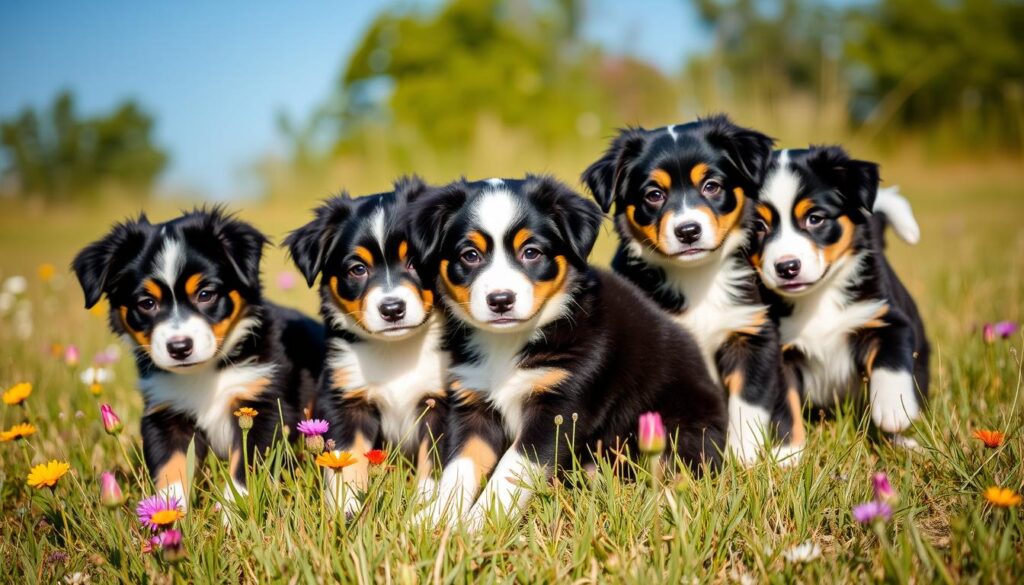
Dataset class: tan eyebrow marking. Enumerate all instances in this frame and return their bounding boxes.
[353,246,374,267]
[690,163,709,185]
[143,279,162,300]
[649,169,672,190]
[398,241,409,262]
[513,228,532,251]
[184,273,203,296]
[794,198,814,221]
[467,230,488,253]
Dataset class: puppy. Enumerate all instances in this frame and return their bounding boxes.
[72,209,324,510]
[408,176,726,531]
[748,147,928,446]
[284,178,448,517]
[582,116,802,464]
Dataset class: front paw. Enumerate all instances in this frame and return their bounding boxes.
[772,443,805,468]
[726,434,763,467]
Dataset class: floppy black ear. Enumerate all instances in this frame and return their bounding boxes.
[204,210,268,290]
[701,114,776,188]
[393,175,431,206]
[72,215,151,309]
[581,128,648,213]
[406,181,467,275]
[806,145,880,222]
[283,196,355,287]
[527,175,604,269]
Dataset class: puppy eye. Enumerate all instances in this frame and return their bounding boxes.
[520,246,544,262]
[460,248,483,266]
[137,297,158,313]
[702,181,723,198]
[752,218,769,234]
[807,212,828,228]
[196,289,218,304]
[643,188,665,205]
[405,258,417,273]
[348,263,368,278]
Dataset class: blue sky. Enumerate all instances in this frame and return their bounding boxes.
[0,1,708,198]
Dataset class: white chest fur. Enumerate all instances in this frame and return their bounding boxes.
[328,318,447,451]
[778,266,885,406]
[140,361,278,459]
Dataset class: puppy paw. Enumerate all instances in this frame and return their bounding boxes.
[890,434,921,452]
[772,443,804,468]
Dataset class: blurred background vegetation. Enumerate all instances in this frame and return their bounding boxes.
[1,0,1021,205]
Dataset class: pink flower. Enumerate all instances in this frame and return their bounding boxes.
[994,321,1018,338]
[276,271,297,291]
[638,411,666,455]
[158,529,186,562]
[99,471,124,507]
[100,404,123,435]
[296,418,329,436]
[872,472,896,504]
[136,494,184,531]
[853,500,892,524]
[63,344,80,366]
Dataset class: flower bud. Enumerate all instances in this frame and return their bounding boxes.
[99,471,124,508]
[100,404,123,435]
[637,411,666,455]
[305,434,325,454]
[159,529,186,562]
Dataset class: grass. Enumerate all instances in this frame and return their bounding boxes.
[0,158,1022,583]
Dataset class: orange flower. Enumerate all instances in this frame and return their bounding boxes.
[1,422,37,442]
[38,263,56,283]
[973,429,1005,448]
[27,460,70,489]
[365,449,387,465]
[984,486,1022,508]
[316,450,357,469]
[233,407,258,418]
[3,382,32,405]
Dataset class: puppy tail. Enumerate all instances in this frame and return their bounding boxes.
[872,186,920,245]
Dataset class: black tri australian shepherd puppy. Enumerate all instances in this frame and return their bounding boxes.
[748,146,928,447]
[582,116,802,465]
[284,177,448,517]
[407,175,726,531]
[72,209,324,512]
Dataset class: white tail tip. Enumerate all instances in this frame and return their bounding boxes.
[873,186,920,245]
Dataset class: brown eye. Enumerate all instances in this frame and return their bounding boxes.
[644,188,665,205]
[348,263,368,278]
[807,212,828,228]
[702,181,723,198]
[521,246,543,262]
[460,248,482,266]
[196,289,218,304]
[752,218,769,234]
[137,297,157,313]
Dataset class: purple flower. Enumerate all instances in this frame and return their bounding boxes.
[158,529,186,562]
[853,500,892,524]
[276,271,297,291]
[994,321,1018,339]
[136,494,184,531]
[872,472,896,503]
[296,418,329,437]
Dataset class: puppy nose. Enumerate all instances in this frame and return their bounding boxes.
[486,290,516,314]
[674,222,702,244]
[378,297,407,322]
[166,337,194,360]
[775,258,802,280]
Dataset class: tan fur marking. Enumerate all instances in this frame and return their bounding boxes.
[531,255,568,313]
[513,228,532,251]
[460,436,498,484]
[786,388,806,446]
[823,216,855,263]
[353,246,374,267]
[329,276,367,329]
[468,231,488,253]
[439,259,471,307]
[532,368,569,394]
[416,436,434,482]
[756,204,773,225]
[400,281,433,314]
[626,205,659,250]
[716,187,746,241]
[733,308,768,337]
[143,279,163,301]
[212,290,246,342]
[650,168,672,190]
[794,198,814,222]
[864,341,880,378]
[119,306,151,347]
[184,273,203,296]
[689,163,709,186]
[153,451,188,492]
[232,378,270,404]
[862,304,890,330]
[723,371,745,396]
[398,241,409,262]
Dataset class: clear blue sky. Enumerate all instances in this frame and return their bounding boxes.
[0,1,708,198]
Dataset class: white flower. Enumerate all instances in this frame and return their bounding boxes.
[80,367,114,385]
[782,540,821,563]
[64,573,90,584]
[0,292,13,314]
[3,275,28,295]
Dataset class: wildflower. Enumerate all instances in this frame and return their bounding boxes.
[973,429,1005,448]
[3,275,27,295]
[296,418,329,436]
[80,366,113,386]
[158,529,186,562]
[554,414,564,426]
[63,572,90,584]
[93,345,121,366]
[99,471,124,507]
[136,495,185,530]
[38,263,57,283]
[872,472,896,504]
[46,550,70,565]
[141,535,160,554]
[234,407,257,430]
[100,404,123,435]
[324,438,336,451]
[64,345,80,366]
[1,422,38,442]
[49,343,64,358]
[27,460,71,489]
[3,382,32,405]
[852,500,892,524]
[365,449,387,465]
[983,486,1021,508]
[782,540,821,563]
[276,271,297,291]
[316,450,357,470]
[983,321,1019,343]
[638,411,666,455]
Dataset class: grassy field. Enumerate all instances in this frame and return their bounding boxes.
[0,158,1022,583]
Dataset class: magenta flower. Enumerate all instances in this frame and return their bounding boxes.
[100,404,123,435]
[872,472,896,504]
[994,321,1018,338]
[276,271,297,291]
[158,528,186,562]
[136,494,184,531]
[296,419,329,436]
[99,471,124,507]
[63,344,80,366]
[638,411,666,455]
[853,500,892,524]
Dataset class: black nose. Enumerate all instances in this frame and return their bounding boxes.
[775,258,802,280]
[486,290,516,314]
[675,222,702,244]
[166,337,194,360]
[378,298,406,322]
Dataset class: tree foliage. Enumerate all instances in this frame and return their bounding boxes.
[0,91,168,199]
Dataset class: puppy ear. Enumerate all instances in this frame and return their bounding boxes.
[72,215,151,309]
[701,114,776,188]
[406,182,467,275]
[207,209,268,290]
[284,196,354,287]
[527,175,604,269]
[581,128,647,213]
[394,175,431,206]
[806,146,880,222]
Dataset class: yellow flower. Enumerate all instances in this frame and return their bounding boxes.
[1,422,37,442]
[3,382,32,405]
[984,486,1022,508]
[38,263,56,283]
[150,508,184,526]
[315,450,357,469]
[27,460,70,489]
[89,383,103,396]
[233,407,258,418]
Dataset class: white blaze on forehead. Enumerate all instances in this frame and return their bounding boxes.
[762,150,799,216]
[473,189,518,235]
[484,177,505,187]
[155,238,185,289]
[666,124,678,142]
[370,207,387,250]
